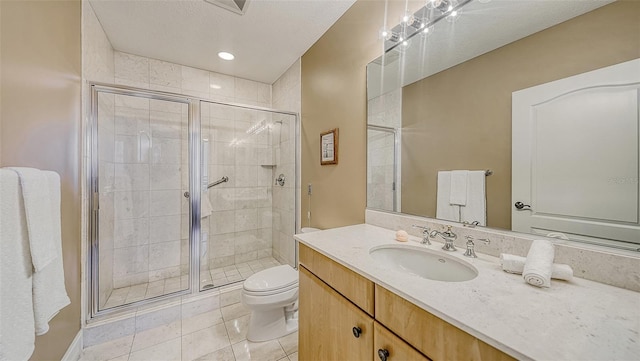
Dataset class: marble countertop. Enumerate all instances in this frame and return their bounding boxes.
[294,224,640,361]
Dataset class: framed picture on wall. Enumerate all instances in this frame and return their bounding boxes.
[320,128,338,165]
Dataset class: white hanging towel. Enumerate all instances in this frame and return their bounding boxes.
[6,167,57,271]
[436,171,460,222]
[460,170,486,226]
[449,170,468,206]
[0,169,36,361]
[7,168,70,335]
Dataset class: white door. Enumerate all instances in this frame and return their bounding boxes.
[512,59,640,247]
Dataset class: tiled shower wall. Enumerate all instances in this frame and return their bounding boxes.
[367,88,401,212]
[272,60,301,267]
[201,102,276,271]
[112,51,280,280]
[106,95,189,291]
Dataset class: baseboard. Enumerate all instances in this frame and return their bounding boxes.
[61,330,83,361]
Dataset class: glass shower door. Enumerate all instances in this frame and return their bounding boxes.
[198,101,297,291]
[92,88,191,312]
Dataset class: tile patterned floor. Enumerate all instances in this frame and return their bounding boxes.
[82,292,298,361]
[202,257,282,289]
[102,257,282,309]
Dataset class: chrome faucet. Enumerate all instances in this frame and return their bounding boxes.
[411,225,431,245]
[463,235,490,258]
[430,225,457,251]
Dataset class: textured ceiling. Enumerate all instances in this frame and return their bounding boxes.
[89,0,357,84]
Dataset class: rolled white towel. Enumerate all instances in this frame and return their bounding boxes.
[500,253,573,281]
[522,240,555,287]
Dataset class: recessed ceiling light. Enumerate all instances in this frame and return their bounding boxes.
[218,51,235,60]
[210,84,222,89]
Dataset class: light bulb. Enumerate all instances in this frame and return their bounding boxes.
[382,30,401,42]
[407,15,426,30]
[451,10,458,16]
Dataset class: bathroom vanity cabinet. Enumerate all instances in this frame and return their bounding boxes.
[298,243,514,361]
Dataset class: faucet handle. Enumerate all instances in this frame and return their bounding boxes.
[463,236,490,258]
[411,225,431,245]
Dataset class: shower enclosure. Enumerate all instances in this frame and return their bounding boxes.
[89,84,298,316]
[366,125,399,212]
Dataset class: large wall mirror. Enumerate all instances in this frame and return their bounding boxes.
[366,0,640,251]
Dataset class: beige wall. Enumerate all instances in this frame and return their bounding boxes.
[1,0,82,359]
[301,0,423,229]
[401,1,640,230]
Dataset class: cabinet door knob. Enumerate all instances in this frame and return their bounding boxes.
[378,348,390,361]
[352,326,362,338]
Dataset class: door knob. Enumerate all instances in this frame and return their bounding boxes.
[514,201,532,210]
[378,349,390,361]
[352,326,362,338]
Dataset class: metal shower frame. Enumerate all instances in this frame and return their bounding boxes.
[87,82,300,320]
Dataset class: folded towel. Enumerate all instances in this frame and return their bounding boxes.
[449,170,468,206]
[522,240,555,287]
[436,171,460,222]
[500,253,573,281]
[201,191,213,218]
[31,171,70,335]
[460,170,486,226]
[0,169,36,361]
[7,167,57,271]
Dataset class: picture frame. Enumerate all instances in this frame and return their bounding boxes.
[320,128,339,165]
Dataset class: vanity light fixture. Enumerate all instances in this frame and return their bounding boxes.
[407,15,427,30]
[218,51,235,60]
[380,28,403,43]
[381,0,471,52]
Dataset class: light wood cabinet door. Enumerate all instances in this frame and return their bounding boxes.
[375,285,515,361]
[373,322,430,361]
[299,243,375,315]
[299,265,374,361]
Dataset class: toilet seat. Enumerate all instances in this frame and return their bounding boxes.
[243,265,298,295]
[243,282,298,296]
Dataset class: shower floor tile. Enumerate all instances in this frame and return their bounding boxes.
[102,257,282,310]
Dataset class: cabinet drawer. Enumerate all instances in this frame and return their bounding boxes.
[375,285,515,361]
[299,243,374,315]
[299,266,374,361]
[374,322,430,361]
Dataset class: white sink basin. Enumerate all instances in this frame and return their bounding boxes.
[369,245,478,282]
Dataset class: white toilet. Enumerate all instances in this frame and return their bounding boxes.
[241,227,321,342]
[242,265,299,342]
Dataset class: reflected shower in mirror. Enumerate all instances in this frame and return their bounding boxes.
[366,0,640,251]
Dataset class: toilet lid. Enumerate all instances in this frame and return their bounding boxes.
[244,265,298,293]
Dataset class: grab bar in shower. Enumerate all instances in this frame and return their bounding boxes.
[207,176,229,189]
[183,176,229,198]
